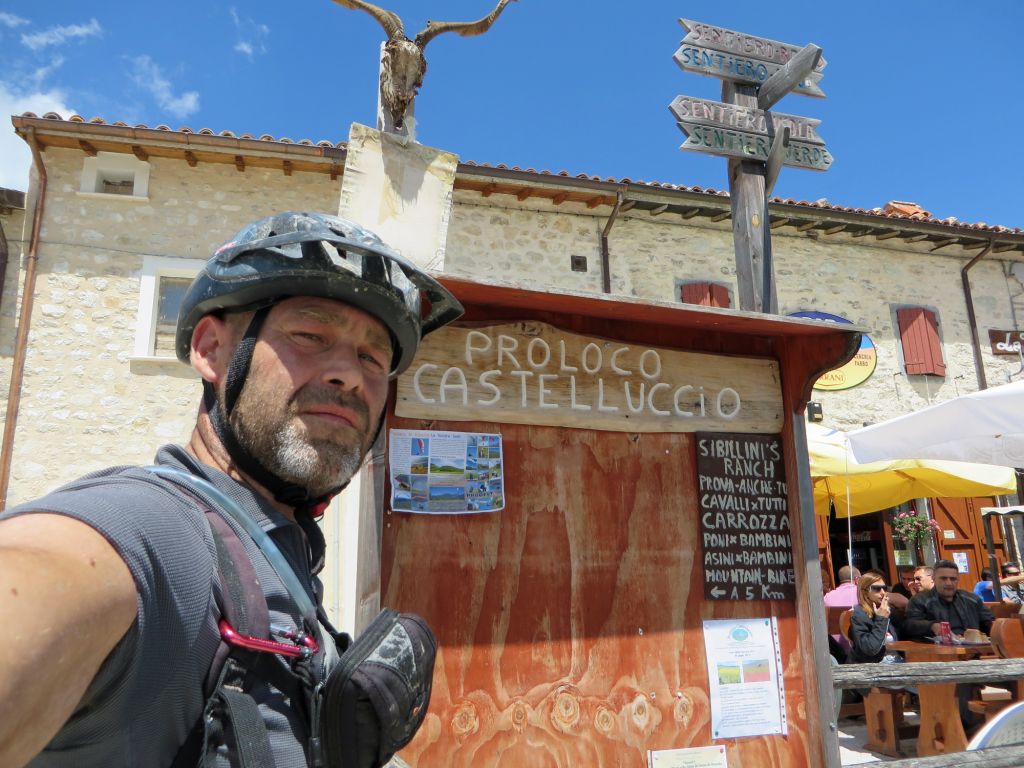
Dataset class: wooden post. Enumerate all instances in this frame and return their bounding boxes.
[724,81,771,312]
[792,412,842,768]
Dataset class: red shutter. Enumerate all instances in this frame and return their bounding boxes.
[681,282,710,305]
[681,282,730,308]
[897,307,945,376]
[709,284,731,308]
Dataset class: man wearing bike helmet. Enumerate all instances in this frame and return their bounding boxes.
[0,213,463,767]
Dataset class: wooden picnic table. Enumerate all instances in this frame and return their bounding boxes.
[886,640,994,756]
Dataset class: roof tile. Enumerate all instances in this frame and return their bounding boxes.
[16,111,1024,235]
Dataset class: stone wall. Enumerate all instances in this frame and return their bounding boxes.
[445,190,1022,431]
[3,147,341,504]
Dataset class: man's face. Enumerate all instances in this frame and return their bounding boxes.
[933,567,959,600]
[226,297,393,498]
[913,569,934,593]
[900,570,916,591]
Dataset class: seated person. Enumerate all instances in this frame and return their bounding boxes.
[910,566,934,595]
[891,567,917,599]
[824,565,861,658]
[849,571,905,664]
[998,562,1024,604]
[824,565,861,607]
[973,568,997,601]
[904,559,995,640]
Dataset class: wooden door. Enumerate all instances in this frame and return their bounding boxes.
[931,496,1002,580]
[381,418,814,767]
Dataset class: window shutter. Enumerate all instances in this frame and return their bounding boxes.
[897,307,945,376]
[681,282,730,308]
[709,284,731,308]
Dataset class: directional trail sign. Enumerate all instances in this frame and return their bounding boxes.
[679,18,828,72]
[669,95,832,171]
[676,19,826,98]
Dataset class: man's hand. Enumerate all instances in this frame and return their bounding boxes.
[930,622,942,636]
[0,513,137,767]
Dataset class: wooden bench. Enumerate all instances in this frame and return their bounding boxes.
[838,607,915,756]
[969,618,1024,722]
[833,657,1024,763]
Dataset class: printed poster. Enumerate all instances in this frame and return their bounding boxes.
[702,617,787,740]
[388,429,505,514]
[648,744,728,768]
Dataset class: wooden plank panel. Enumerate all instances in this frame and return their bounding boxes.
[381,419,812,767]
[395,322,783,434]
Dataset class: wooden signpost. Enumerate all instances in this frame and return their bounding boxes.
[670,19,832,314]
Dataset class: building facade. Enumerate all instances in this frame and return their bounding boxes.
[4,112,1024,595]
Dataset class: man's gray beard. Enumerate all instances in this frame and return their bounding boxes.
[227,399,369,498]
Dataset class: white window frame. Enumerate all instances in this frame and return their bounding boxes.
[133,255,205,360]
[79,151,151,200]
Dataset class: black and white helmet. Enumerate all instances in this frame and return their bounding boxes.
[176,212,463,375]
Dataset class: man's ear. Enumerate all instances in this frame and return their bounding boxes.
[190,315,232,384]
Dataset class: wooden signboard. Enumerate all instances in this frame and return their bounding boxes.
[696,432,795,601]
[676,19,826,98]
[670,96,824,144]
[679,18,828,73]
[988,329,1024,355]
[669,96,831,171]
[395,321,783,433]
[673,45,825,99]
[380,278,865,768]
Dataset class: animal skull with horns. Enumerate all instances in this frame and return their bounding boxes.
[332,0,517,132]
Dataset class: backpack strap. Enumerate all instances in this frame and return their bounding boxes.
[171,509,277,768]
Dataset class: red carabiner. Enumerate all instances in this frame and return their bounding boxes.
[219,618,319,658]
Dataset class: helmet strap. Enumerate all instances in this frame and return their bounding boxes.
[204,305,336,573]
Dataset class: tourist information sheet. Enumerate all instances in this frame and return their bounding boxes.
[389,429,505,514]
[702,617,787,739]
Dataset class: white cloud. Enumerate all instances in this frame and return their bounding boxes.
[229,8,269,59]
[21,18,101,50]
[0,12,29,28]
[128,56,199,119]
[28,56,65,91]
[0,81,74,191]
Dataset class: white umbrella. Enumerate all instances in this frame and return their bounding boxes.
[847,380,1024,466]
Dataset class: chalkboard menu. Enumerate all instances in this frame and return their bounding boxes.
[696,432,795,601]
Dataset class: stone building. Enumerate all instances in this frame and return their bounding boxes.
[4,111,1024,611]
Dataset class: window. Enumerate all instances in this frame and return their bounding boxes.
[134,256,205,360]
[80,151,150,199]
[678,281,731,308]
[896,306,945,376]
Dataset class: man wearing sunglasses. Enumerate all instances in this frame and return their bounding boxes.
[911,566,934,594]
[0,213,464,767]
[996,562,1024,604]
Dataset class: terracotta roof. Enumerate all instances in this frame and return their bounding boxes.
[23,111,345,148]
[13,112,1024,237]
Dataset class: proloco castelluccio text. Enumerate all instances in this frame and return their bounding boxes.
[410,331,744,420]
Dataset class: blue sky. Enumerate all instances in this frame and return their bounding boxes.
[2,2,1022,229]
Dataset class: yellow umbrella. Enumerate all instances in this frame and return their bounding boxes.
[807,423,1017,517]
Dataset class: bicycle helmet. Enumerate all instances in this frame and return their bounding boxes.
[176,211,463,376]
